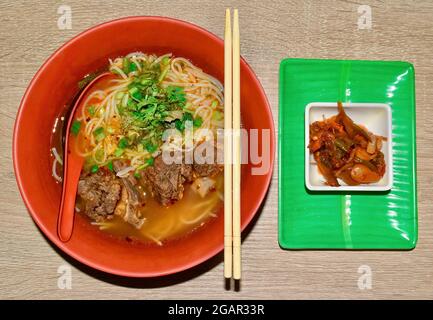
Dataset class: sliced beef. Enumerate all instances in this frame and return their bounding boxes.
[142,155,193,206]
[77,169,121,222]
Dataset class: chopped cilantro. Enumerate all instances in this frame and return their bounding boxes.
[166,86,186,107]
[102,58,191,159]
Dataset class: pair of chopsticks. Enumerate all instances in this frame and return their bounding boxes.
[224,8,241,281]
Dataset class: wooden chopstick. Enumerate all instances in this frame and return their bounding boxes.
[223,8,233,279]
[232,8,241,280]
[224,8,241,282]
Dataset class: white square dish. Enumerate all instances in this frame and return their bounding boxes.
[305,102,393,191]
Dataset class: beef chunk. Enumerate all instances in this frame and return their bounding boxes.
[142,155,193,206]
[181,162,194,182]
[193,162,222,177]
[77,169,121,222]
[192,144,222,177]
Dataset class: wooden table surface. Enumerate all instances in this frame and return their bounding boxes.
[1,0,433,300]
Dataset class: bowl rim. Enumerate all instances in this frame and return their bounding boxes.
[304,101,393,192]
[12,16,275,277]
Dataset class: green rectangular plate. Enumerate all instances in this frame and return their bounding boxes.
[278,58,418,249]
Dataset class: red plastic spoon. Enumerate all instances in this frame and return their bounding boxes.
[57,72,113,242]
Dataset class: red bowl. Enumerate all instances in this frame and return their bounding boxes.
[13,17,275,277]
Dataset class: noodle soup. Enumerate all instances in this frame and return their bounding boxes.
[52,53,224,245]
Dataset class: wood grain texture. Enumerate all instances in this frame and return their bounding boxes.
[1,0,433,299]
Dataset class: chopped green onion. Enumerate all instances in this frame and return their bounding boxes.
[174,112,195,132]
[114,148,124,157]
[93,127,104,135]
[183,112,193,122]
[87,105,95,116]
[193,117,203,128]
[118,137,128,149]
[128,87,139,95]
[93,127,105,141]
[111,68,121,76]
[95,134,105,142]
[129,61,138,72]
[123,58,131,74]
[140,77,152,85]
[211,100,218,107]
[146,157,154,166]
[158,65,170,82]
[175,119,185,131]
[134,172,141,179]
[162,57,170,65]
[127,99,136,109]
[71,120,81,136]
[90,165,99,173]
[212,110,224,121]
[145,142,157,153]
[95,149,104,162]
[121,93,129,108]
[132,90,143,101]
[107,161,113,172]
